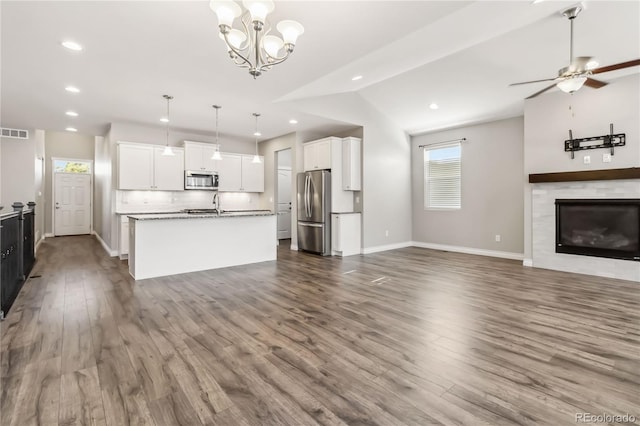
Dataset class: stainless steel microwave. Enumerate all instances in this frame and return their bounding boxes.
[184,171,218,190]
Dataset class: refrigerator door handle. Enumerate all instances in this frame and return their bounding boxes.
[305,175,311,217]
[299,222,323,228]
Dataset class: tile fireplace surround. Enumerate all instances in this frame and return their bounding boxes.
[530,169,640,282]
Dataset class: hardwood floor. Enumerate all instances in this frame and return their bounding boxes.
[1,235,639,425]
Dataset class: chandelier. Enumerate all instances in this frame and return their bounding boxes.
[209,0,304,78]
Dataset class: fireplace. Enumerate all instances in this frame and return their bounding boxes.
[555,199,640,261]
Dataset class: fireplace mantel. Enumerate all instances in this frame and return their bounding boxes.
[529,167,640,183]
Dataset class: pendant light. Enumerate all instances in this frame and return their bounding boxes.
[251,112,262,164]
[161,95,175,156]
[211,105,223,160]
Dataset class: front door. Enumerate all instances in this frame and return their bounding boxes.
[54,173,91,236]
[277,168,292,239]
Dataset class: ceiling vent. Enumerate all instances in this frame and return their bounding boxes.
[0,128,29,139]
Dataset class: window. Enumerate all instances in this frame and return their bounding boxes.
[424,143,461,209]
[54,160,91,174]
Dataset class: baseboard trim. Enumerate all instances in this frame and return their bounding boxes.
[92,231,118,257]
[522,258,533,267]
[290,244,298,251]
[362,241,413,254]
[411,241,524,261]
[44,232,54,238]
[35,236,45,253]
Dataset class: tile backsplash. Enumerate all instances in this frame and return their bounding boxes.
[115,190,260,213]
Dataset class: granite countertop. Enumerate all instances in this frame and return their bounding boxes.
[128,210,274,221]
[116,210,183,215]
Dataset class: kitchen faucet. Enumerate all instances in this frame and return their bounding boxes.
[212,192,221,216]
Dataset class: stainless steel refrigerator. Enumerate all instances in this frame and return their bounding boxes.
[297,170,331,255]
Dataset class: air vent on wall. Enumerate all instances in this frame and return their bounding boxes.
[0,127,29,139]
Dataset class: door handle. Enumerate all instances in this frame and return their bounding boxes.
[299,222,322,228]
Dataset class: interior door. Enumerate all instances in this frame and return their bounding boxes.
[277,168,292,239]
[54,173,91,236]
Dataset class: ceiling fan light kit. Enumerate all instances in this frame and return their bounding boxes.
[209,0,304,78]
[510,4,639,98]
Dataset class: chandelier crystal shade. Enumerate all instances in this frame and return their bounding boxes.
[209,0,304,78]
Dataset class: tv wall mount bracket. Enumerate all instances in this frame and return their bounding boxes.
[565,123,625,159]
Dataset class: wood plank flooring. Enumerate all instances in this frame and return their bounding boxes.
[1,235,639,425]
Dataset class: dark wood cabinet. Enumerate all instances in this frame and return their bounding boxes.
[1,207,37,318]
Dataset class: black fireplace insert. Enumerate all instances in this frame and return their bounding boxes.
[555,199,640,261]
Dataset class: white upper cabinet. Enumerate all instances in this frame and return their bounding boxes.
[153,147,184,190]
[342,137,361,191]
[217,153,242,191]
[241,156,264,192]
[118,144,154,190]
[183,141,218,172]
[217,153,264,192]
[303,138,331,171]
[303,137,354,212]
[118,143,184,190]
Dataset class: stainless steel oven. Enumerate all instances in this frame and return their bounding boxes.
[185,171,218,190]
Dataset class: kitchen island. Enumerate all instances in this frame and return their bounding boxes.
[127,211,276,280]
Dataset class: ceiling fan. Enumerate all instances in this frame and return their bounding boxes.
[510,4,640,99]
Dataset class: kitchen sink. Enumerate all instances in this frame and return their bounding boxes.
[182,208,220,214]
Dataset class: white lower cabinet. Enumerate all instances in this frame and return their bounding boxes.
[331,213,361,257]
[119,215,129,259]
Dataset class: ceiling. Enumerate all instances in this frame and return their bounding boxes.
[1,1,639,144]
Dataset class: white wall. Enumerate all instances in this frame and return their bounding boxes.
[108,121,255,155]
[44,130,95,235]
[289,92,412,251]
[94,134,111,248]
[412,117,524,255]
[0,129,45,243]
[258,132,297,244]
[523,74,640,261]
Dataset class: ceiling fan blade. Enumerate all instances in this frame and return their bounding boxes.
[591,59,640,74]
[509,78,556,86]
[525,83,557,99]
[583,78,608,89]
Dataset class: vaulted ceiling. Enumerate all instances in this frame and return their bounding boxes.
[2,1,638,143]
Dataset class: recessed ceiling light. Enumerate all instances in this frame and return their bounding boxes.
[429,103,439,110]
[65,127,78,132]
[160,117,169,123]
[531,0,545,4]
[65,86,80,93]
[65,111,78,117]
[253,131,262,136]
[289,119,298,124]
[61,40,83,51]
[351,75,363,81]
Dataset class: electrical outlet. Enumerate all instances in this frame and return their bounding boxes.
[583,155,591,165]
[355,196,360,203]
[495,234,501,242]
[385,230,389,237]
[603,153,612,163]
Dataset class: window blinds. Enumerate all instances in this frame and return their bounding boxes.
[424,143,461,209]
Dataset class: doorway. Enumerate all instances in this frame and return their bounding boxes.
[275,149,292,243]
[53,159,92,236]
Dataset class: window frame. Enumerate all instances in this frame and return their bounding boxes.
[423,142,462,211]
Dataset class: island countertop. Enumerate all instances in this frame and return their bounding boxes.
[127,210,274,220]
